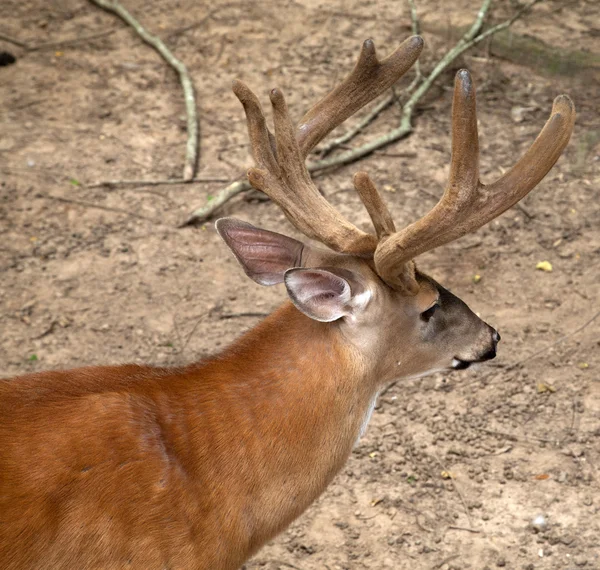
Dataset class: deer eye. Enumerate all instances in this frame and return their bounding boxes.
[420,303,439,322]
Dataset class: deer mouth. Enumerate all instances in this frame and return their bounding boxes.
[451,357,472,370]
[452,346,497,370]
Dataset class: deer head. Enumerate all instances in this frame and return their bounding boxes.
[217,37,575,386]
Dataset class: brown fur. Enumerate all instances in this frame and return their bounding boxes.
[1,305,373,570]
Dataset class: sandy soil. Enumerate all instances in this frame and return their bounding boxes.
[1,1,599,569]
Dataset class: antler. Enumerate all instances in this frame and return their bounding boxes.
[233,36,424,256]
[234,39,575,294]
[373,69,576,291]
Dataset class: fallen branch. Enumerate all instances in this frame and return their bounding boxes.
[317,94,398,158]
[87,177,229,188]
[181,178,250,226]
[89,0,198,181]
[186,0,543,225]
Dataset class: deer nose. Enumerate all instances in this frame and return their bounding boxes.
[477,327,500,362]
[480,346,497,361]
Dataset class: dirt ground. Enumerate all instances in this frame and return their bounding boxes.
[1,0,599,568]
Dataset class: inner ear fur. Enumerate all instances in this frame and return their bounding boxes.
[284,266,371,322]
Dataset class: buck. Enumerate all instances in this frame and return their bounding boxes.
[0,36,575,570]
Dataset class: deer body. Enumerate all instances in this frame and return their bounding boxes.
[1,35,574,570]
[0,305,379,570]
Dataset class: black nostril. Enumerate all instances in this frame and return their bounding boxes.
[492,330,501,343]
[481,347,497,361]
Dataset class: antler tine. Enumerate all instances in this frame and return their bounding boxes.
[447,70,480,197]
[232,80,279,173]
[297,36,423,158]
[234,83,378,256]
[374,69,575,290]
[353,172,396,240]
[484,93,575,214]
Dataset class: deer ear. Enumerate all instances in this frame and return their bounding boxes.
[284,267,370,322]
[216,218,305,286]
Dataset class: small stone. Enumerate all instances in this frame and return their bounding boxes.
[560,535,575,546]
[531,514,548,533]
[573,555,588,567]
[496,558,507,567]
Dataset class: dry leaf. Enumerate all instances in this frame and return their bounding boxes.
[537,382,557,394]
[536,261,553,272]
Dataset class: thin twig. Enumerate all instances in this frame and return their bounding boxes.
[431,554,460,569]
[187,0,542,224]
[45,194,156,221]
[447,525,481,534]
[165,3,245,39]
[470,308,600,387]
[87,177,228,188]
[0,32,29,49]
[414,513,434,533]
[89,0,198,181]
[218,312,269,320]
[505,309,600,370]
[28,30,117,51]
[432,453,475,530]
[178,311,210,357]
[270,562,303,570]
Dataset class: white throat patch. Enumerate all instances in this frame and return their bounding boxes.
[355,391,380,446]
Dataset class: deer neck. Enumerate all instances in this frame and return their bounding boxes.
[184,302,377,554]
[205,301,377,465]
